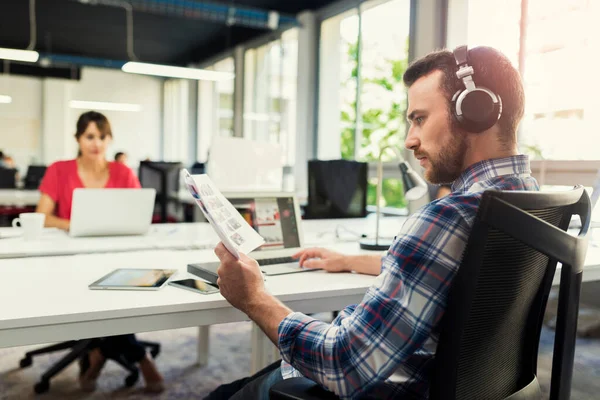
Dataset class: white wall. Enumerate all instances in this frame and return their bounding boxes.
[0,67,162,174]
[0,75,43,172]
[67,67,162,168]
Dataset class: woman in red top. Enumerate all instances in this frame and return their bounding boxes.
[36,111,164,392]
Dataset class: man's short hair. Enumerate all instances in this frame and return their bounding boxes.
[403,46,524,143]
[114,152,125,161]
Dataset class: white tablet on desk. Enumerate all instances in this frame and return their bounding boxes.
[89,268,176,291]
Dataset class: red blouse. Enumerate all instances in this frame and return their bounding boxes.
[39,159,141,220]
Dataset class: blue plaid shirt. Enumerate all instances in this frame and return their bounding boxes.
[278,155,539,399]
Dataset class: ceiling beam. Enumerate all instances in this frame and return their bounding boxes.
[74,0,299,30]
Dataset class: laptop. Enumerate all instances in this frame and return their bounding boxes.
[70,188,156,237]
[190,193,317,276]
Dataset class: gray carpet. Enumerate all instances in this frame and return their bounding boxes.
[1,322,599,399]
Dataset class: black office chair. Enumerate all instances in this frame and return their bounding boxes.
[23,165,47,189]
[190,161,206,175]
[139,161,183,223]
[0,167,17,188]
[270,186,591,400]
[20,338,160,394]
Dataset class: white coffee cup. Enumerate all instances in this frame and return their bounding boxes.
[12,212,46,240]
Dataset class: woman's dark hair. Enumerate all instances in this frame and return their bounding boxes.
[74,111,112,140]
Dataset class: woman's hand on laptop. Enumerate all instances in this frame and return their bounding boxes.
[292,248,350,273]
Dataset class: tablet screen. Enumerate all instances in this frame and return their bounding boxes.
[90,268,177,289]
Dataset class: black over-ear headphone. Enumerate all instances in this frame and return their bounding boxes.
[451,45,502,133]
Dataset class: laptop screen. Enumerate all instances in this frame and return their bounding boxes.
[229,196,300,250]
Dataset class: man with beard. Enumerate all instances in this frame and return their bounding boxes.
[205,46,538,400]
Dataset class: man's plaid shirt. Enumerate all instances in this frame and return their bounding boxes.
[277,155,539,399]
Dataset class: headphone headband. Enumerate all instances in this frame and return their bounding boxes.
[453,45,469,67]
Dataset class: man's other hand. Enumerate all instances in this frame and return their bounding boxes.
[292,247,349,273]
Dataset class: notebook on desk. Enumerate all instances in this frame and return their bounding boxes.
[189,193,319,276]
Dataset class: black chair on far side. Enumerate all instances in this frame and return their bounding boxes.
[0,167,17,189]
[139,161,183,223]
[20,338,160,394]
[304,160,368,219]
[270,186,591,400]
[23,165,47,189]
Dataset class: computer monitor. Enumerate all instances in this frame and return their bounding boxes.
[138,161,183,223]
[305,159,368,219]
[227,193,303,255]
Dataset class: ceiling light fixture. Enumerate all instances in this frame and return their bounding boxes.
[0,0,40,63]
[0,95,13,104]
[122,62,234,81]
[69,100,142,112]
[0,48,39,63]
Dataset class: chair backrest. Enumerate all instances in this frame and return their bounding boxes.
[24,165,47,189]
[138,161,183,223]
[431,187,591,400]
[0,168,17,189]
[305,159,368,219]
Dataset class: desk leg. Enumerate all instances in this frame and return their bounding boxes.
[197,326,210,367]
[250,323,280,374]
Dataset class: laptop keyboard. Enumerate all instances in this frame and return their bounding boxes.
[258,256,296,266]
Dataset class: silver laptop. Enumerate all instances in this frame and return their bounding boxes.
[70,188,156,237]
[227,193,319,276]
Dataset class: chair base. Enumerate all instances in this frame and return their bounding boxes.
[19,339,160,393]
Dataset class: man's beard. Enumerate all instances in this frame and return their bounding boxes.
[423,130,468,184]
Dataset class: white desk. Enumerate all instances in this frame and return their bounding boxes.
[0,189,40,207]
[0,223,219,259]
[0,244,376,372]
[0,216,406,259]
[2,216,599,374]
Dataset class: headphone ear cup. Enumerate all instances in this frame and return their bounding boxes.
[455,88,501,133]
[451,90,465,126]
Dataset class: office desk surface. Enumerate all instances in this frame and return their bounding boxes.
[0,223,219,259]
[0,243,376,348]
[0,217,407,259]
[0,189,40,207]
[2,228,600,349]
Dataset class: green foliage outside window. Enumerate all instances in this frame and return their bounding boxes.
[340,40,410,209]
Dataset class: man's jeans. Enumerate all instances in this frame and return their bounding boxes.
[204,360,283,400]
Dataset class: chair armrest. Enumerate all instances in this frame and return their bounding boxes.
[269,377,340,400]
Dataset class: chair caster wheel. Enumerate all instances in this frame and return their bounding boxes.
[34,380,50,394]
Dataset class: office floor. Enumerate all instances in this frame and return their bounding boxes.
[0,322,599,399]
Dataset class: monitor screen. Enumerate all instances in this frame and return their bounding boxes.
[229,197,300,250]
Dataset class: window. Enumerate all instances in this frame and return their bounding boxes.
[243,29,298,165]
[319,0,411,208]
[318,8,359,160]
[468,0,597,160]
[197,57,234,162]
